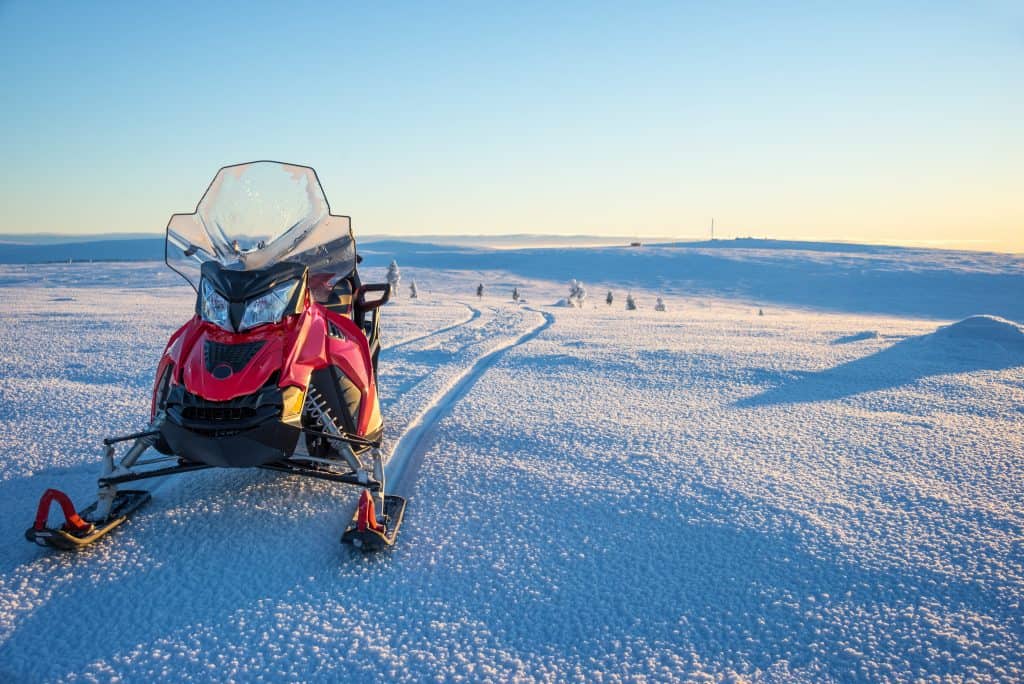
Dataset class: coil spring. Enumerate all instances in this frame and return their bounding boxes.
[304,386,342,437]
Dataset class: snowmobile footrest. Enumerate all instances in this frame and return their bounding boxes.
[25,489,151,551]
[341,494,407,551]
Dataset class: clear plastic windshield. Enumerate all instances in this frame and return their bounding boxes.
[166,161,356,296]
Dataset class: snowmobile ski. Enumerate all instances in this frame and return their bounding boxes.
[341,489,407,551]
[25,488,151,551]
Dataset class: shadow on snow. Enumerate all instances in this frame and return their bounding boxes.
[737,328,1024,407]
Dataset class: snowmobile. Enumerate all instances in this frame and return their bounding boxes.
[26,161,405,551]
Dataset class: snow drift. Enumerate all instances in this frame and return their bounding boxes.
[929,314,1024,349]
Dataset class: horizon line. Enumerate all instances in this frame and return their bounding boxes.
[0,231,1021,256]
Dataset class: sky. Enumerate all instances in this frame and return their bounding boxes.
[1,1,1022,251]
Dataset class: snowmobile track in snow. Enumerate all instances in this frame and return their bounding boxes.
[383,302,480,351]
[386,307,555,497]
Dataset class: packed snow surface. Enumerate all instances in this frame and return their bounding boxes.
[0,254,1022,682]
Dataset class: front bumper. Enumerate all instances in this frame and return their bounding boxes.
[162,384,300,467]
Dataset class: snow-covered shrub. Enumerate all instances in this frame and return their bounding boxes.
[386,260,401,294]
[655,297,666,312]
[409,280,418,299]
[568,279,586,308]
[606,290,613,306]
[512,287,520,302]
[626,293,637,310]
[476,283,484,298]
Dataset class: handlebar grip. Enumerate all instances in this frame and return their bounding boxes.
[357,283,391,310]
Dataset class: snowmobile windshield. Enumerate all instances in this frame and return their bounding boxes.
[165,161,356,298]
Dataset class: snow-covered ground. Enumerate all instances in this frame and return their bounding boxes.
[0,257,1022,682]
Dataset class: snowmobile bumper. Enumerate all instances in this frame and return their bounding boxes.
[25,488,151,551]
[160,383,301,467]
[341,489,407,551]
[161,417,300,467]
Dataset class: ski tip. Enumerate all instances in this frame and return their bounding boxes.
[341,494,407,551]
[25,489,151,552]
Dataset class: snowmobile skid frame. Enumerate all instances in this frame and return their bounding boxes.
[26,418,406,552]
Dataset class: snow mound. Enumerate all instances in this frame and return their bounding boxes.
[930,315,1024,349]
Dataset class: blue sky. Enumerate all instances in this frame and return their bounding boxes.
[1,1,1022,250]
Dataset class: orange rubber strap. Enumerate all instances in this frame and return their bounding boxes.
[33,489,92,533]
[356,489,385,533]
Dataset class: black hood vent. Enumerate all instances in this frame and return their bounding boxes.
[204,340,265,376]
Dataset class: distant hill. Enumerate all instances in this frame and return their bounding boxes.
[655,237,900,254]
[0,238,164,263]
[1,234,1021,321]
[0,233,654,263]
[358,239,1024,322]
[0,232,163,245]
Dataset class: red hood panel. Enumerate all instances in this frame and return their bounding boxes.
[182,325,289,402]
[167,308,365,412]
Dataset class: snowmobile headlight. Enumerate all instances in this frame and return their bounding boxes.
[199,279,231,331]
[239,280,297,331]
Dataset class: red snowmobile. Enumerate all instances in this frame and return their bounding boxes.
[26,161,405,551]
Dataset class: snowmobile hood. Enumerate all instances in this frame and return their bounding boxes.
[180,319,293,402]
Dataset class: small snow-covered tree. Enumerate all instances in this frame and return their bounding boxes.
[655,296,666,312]
[606,290,613,306]
[409,280,418,299]
[476,283,484,299]
[386,260,401,294]
[758,308,764,316]
[626,293,637,311]
[512,287,520,302]
[568,279,587,308]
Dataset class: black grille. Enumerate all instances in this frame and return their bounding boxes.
[204,340,265,374]
[165,382,283,432]
[181,404,259,422]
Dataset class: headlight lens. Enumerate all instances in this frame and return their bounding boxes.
[239,281,297,331]
[200,279,231,330]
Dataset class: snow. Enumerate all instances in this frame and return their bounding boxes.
[0,250,1022,682]
[930,315,1024,348]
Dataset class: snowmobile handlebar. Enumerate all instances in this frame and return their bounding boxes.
[357,283,391,311]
